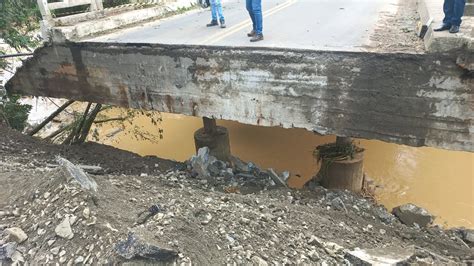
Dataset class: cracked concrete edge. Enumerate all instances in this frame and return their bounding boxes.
[42,0,197,43]
[418,0,474,53]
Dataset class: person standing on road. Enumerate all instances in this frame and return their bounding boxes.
[434,0,466,33]
[207,0,226,28]
[246,0,263,42]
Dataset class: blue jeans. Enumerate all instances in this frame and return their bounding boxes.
[210,0,225,21]
[442,0,466,26]
[246,0,263,34]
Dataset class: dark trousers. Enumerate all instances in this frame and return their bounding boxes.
[442,0,466,26]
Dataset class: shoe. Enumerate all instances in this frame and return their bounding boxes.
[220,19,226,28]
[449,25,460,33]
[206,20,218,27]
[250,34,264,42]
[247,30,256,37]
[433,24,451,31]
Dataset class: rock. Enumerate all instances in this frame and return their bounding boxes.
[251,255,268,266]
[47,240,56,246]
[59,250,66,257]
[115,232,178,261]
[83,207,91,219]
[345,246,415,265]
[195,210,213,225]
[75,256,84,264]
[59,256,67,263]
[189,147,217,178]
[55,217,74,239]
[50,247,60,255]
[267,168,288,187]
[56,156,98,192]
[392,204,434,228]
[11,250,24,263]
[5,227,28,244]
[308,250,320,261]
[461,229,474,245]
[0,242,17,260]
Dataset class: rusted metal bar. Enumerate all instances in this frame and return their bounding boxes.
[203,117,217,134]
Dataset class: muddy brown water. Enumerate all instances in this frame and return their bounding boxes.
[92,110,474,229]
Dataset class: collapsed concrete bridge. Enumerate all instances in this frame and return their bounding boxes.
[6,42,473,152]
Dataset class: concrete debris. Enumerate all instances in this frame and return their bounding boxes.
[188,147,290,189]
[55,216,74,239]
[251,255,268,266]
[392,204,434,228]
[0,242,17,261]
[56,156,98,192]
[345,246,415,265]
[5,227,28,244]
[268,168,288,187]
[115,233,178,261]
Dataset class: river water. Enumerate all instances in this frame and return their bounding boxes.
[94,110,474,229]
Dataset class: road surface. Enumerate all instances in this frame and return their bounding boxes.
[88,0,399,51]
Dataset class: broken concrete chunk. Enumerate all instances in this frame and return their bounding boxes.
[55,217,74,239]
[268,168,288,187]
[56,156,98,192]
[0,242,17,261]
[392,204,434,228]
[5,227,28,244]
[189,147,217,178]
[345,246,415,265]
[115,232,178,261]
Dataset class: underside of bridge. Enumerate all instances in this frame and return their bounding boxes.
[5,42,473,152]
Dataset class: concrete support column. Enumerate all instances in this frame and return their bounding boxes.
[320,136,365,193]
[194,117,231,162]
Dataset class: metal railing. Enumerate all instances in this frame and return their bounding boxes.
[37,0,104,20]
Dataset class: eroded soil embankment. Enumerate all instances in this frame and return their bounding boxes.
[0,125,472,264]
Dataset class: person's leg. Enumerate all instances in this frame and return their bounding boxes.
[252,0,263,34]
[247,0,256,32]
[214,0,225,21]
[442,0,454,25]
[210,0,218,21]
[451,0,466,26]
[207,0,219,26]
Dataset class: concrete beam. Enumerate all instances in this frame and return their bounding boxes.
[6,42,474,152]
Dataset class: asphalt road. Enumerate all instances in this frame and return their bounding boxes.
[89,0,399,51]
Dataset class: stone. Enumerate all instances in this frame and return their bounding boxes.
[267,168,288,187]
[345,246,415,265]
[59,250,66,257]
[308,250,320,261]
[5,227,28,244]
[251,255,268,266]
[51,247,60,255]
[115,232,178,261]
[59,256,67,263]
[55,217,74,239]
[189,147,217,178]
[47,240,56,246]
[56,156,98,192]
[392,204,434,228]
[11,250,24,263]
[75,256,84,263]
[83,207,91,219]
[0,242,17,260]
[461,229,474,245]
[195,210,213,225]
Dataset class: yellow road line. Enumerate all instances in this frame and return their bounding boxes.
[199,0,297,45]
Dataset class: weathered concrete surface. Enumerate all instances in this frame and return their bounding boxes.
[5,42,474,152]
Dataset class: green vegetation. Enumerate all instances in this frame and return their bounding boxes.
[0,0,39,131]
